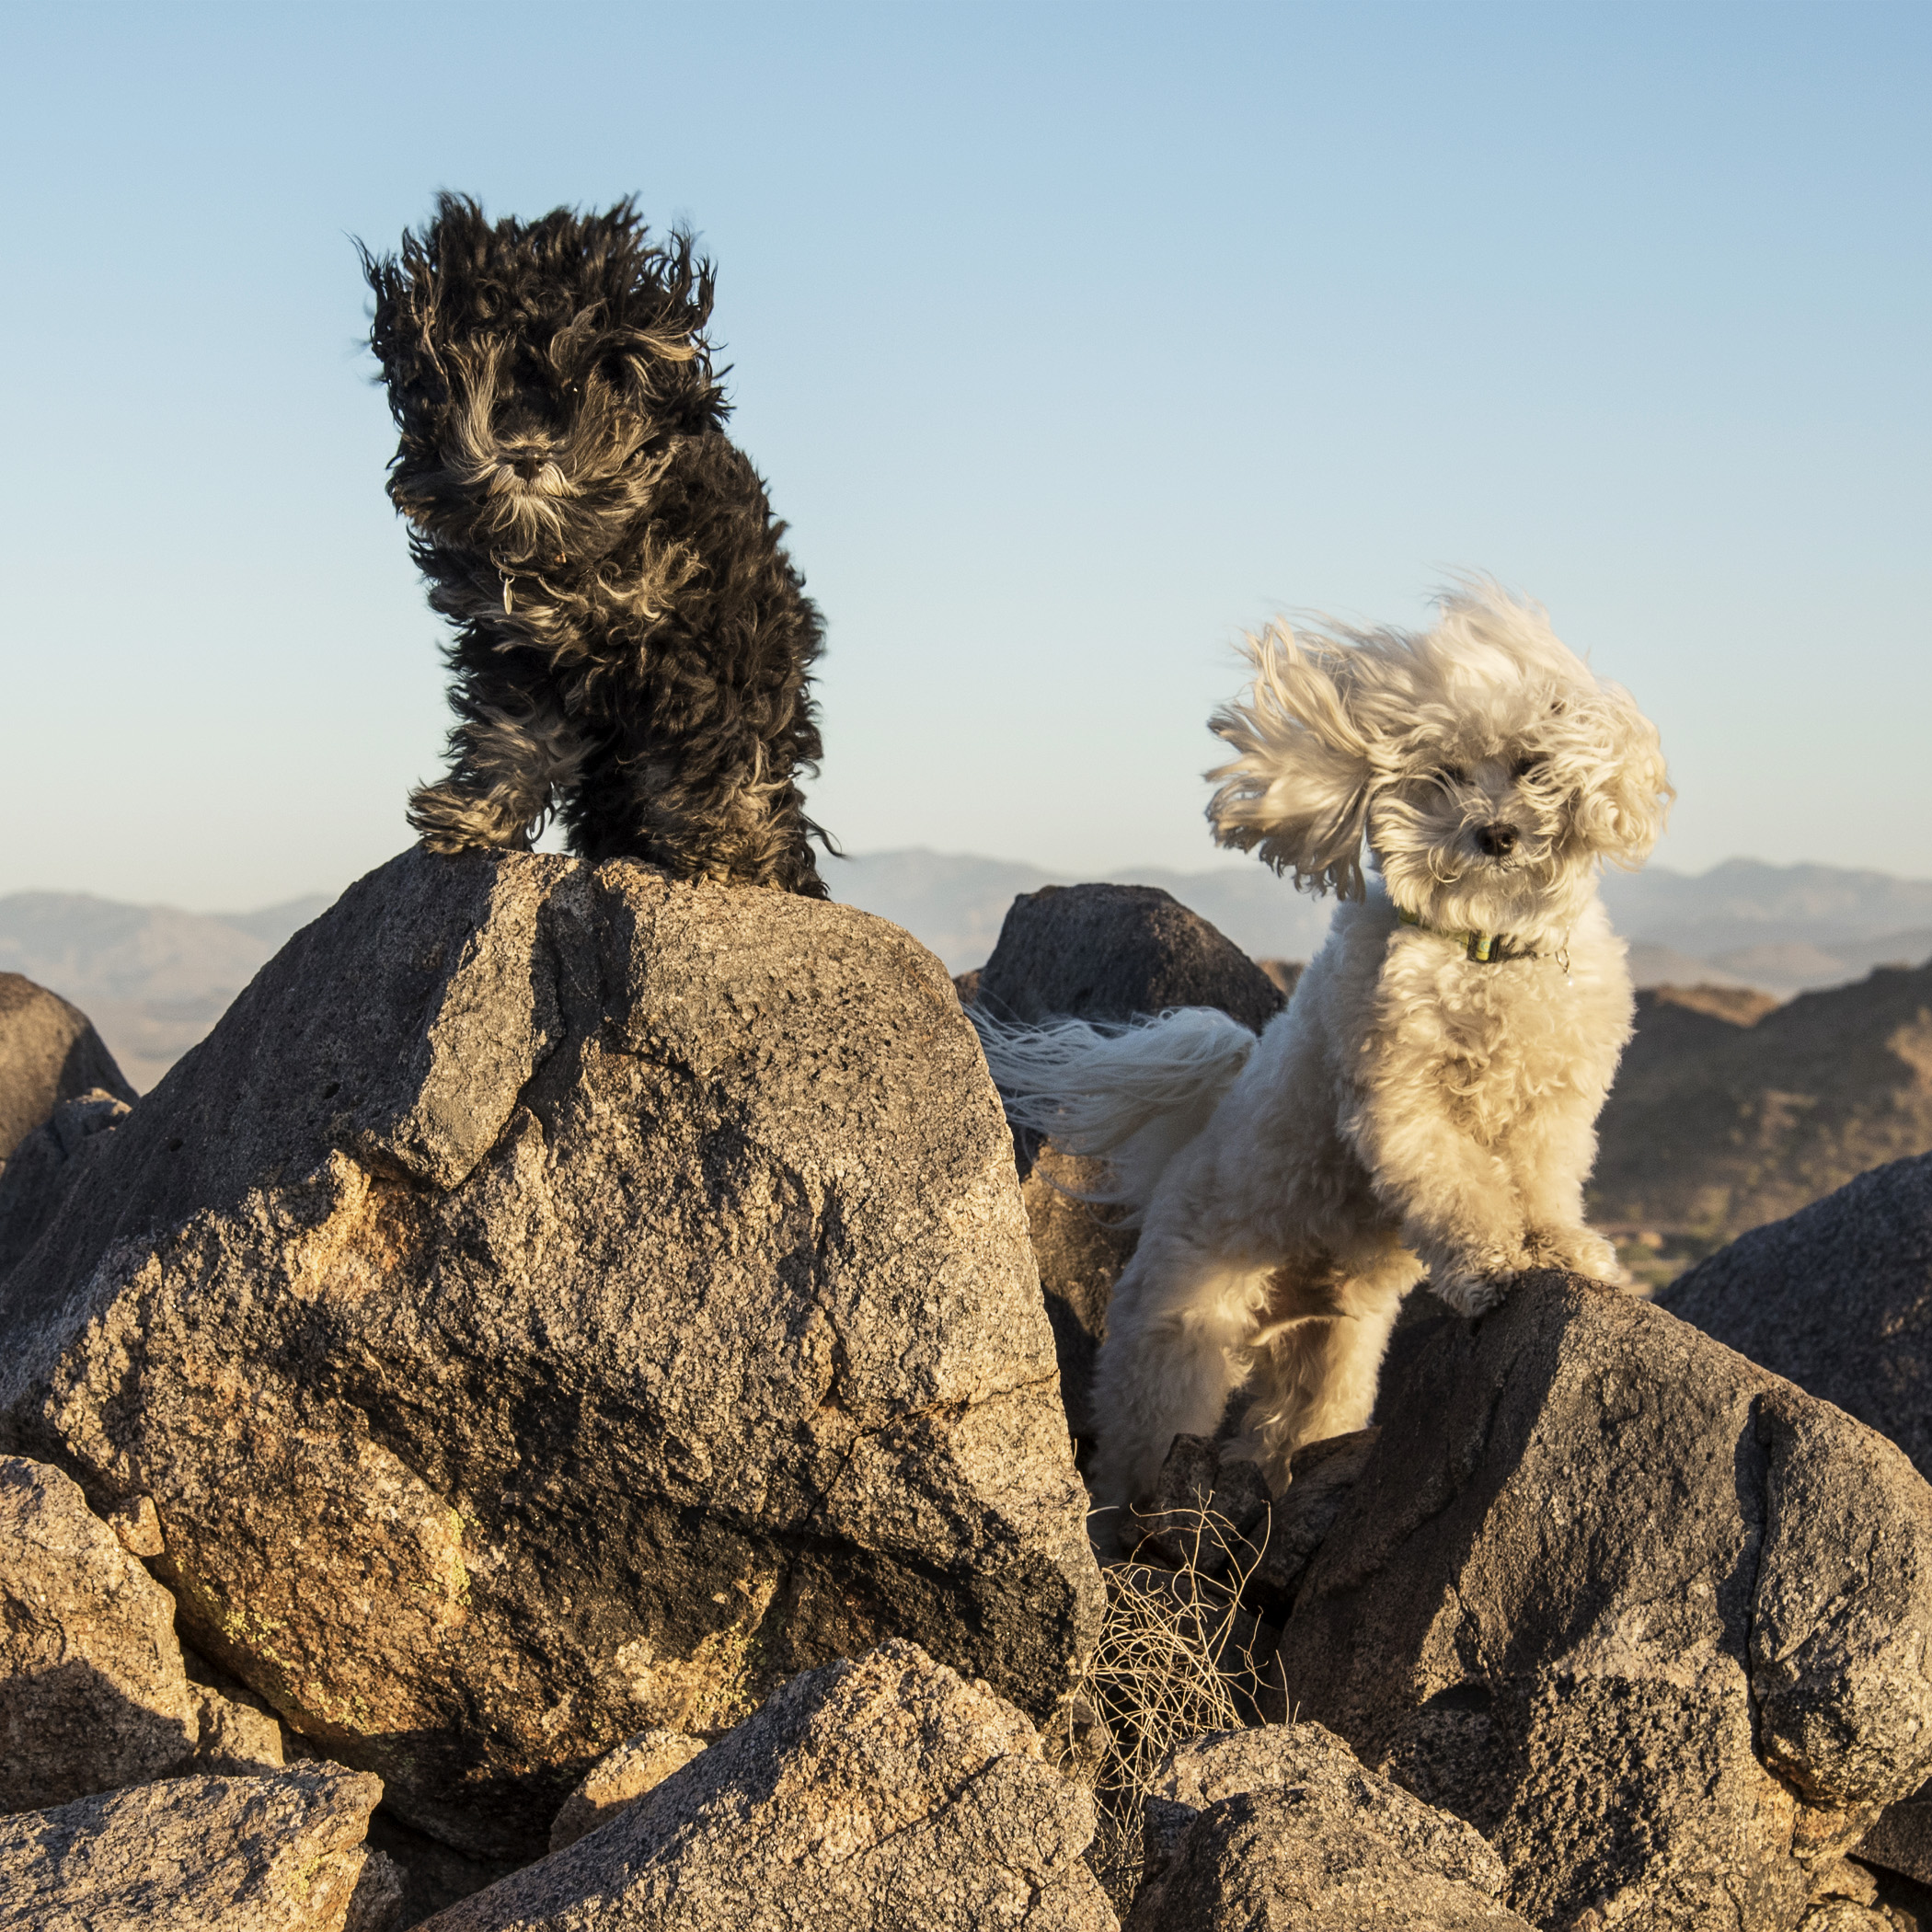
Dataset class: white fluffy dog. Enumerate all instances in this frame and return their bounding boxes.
[978,582,1671,1547]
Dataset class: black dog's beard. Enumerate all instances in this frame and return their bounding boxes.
[390,345,687,570]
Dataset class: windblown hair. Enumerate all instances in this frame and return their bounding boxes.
[363,193,833,892]
[1206,581,1670,916]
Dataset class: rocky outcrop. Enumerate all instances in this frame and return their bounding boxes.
[1125,1723,1532,1930]
[546,1731,707,1854]
[0,973,133,1161]
[0,1764,397,1931]
[419,1640,1117,1931]
[0,849,1099,1861]
[1591,961,1932,1246]
[975,883,1285,1034]
[1271,1272,1932,1931]
[1662,1153,1932,1481]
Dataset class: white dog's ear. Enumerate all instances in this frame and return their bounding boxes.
[1564,683,1673,868]
[1207,621,1376,899]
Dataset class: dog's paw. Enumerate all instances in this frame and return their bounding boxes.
[408,782,533,853]
[1530,1225,1623,1282]
[1430,1269,1515,1318]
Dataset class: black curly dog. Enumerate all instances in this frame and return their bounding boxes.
[363,195,832,895]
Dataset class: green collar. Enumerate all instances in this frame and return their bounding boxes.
[1397,905,1531,964]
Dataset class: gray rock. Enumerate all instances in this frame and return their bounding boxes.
[417,1639,1117,1931]
[0,1455,297,1814]
[1806,1857,1881,1908]
[976,883,1285,1034]
[0,850,1099,1859]
[0,1455,196,1812]
[1238,1430,1377,1624]
[547,1731,707,1854]
[1862,1784,1932,1885]
[1662,1153,1932,1481]
[1271,1271,1932,1931]
[1134,1435,1259,1576]
[1249,959,1304,1001]
[0,1087,132,1282]
[0,974,134,1163]
[0,1764,395,1932]
[1787,1906,1890,1932]
[183,1676,289,1779]
[1129,1723,1528,1930]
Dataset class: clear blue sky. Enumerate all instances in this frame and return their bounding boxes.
[1,2,1926,910]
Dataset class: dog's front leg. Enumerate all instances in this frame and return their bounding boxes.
[1087,1233,1264,1555]
[409,694,584,854]
[1346,1102,1531,1317]
[1503,1092,1621,1282]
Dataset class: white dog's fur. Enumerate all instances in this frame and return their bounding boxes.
[978,582,1671,1548]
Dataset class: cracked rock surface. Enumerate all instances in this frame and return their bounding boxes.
[1271,1271,1932,1932]
[0,849,1100,1861]
[418,1639,1117,1931]
[0,1764,396,1932]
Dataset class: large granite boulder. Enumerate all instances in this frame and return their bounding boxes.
[419,1639,1117,1931]
[976,884,1284,1034]
[0,973,134,1160]
[0,849,1100,1860]
[1271,1272,1932,1931]
[1125,1724,1532,1930]
[1662,1153,1932,1480]
[0,1764,397,1931]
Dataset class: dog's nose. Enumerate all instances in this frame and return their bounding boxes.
[511,453,546,481]
[1478,822,1519,857]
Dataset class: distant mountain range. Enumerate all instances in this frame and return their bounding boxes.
[0,891,335,1091]
[828,850,1932,990]
[4,854,1929,1091]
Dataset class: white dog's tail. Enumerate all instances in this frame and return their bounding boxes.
[972,1006,1259,1215]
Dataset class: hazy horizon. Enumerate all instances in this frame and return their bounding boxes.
[3,4,1926,909]
[6,844,1931,926]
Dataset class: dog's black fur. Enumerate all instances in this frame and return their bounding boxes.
[363,194,832,894]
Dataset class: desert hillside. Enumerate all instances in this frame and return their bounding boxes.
[1593,963,1932,1264]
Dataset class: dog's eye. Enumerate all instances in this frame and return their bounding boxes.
[1512,755,1545,781]
[1439,765,1468,786]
